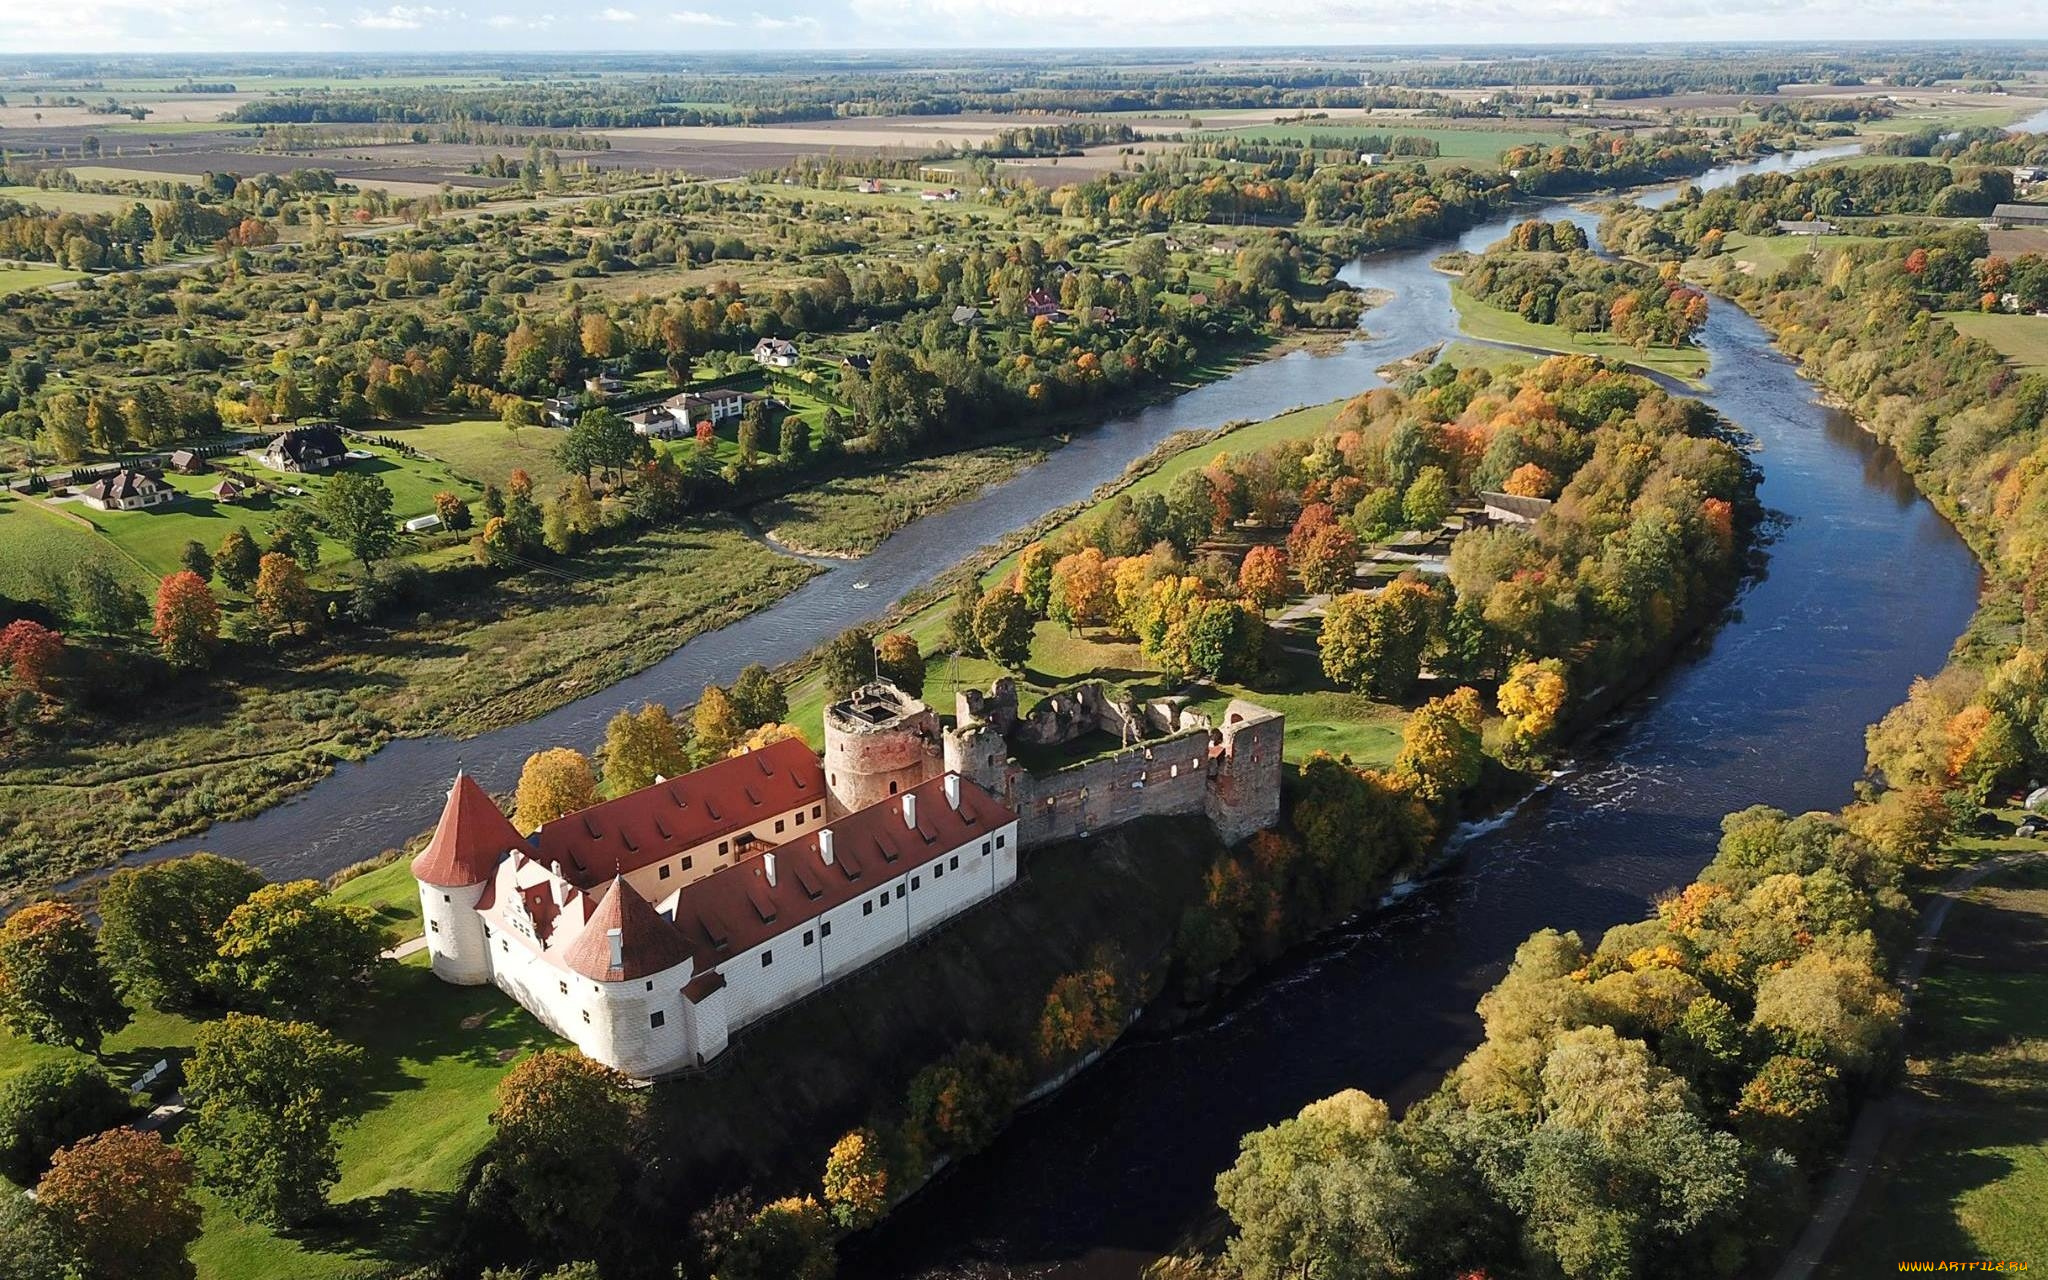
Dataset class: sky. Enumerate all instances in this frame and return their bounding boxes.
[0,0,2044,54]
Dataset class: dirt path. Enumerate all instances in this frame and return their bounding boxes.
[1770,848,2048,1280]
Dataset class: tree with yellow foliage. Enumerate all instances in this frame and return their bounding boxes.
[692,684,744,763]
[821,1128,890,1228]
[513,747,599,833]
[1393,687,1486,804]
[1497,658,1569,751]
[600,702,687,798]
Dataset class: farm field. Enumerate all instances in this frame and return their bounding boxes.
[0,260,87,293]
[1819,860,2048,1275]
[1450,285,1709,387]
[0,491,152,597]
[1943,311,2048,374]
[0,185,148,216]
[1694,230,1882,280]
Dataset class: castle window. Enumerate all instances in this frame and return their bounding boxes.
[996,834,1007,848]
[934,863,944,880]
[950,855,960,870]
[659,864,672,880]
[895,885,906,901]
[501,940,509,953]
[795,811,804,826]
[682,856,693,871]
[581,1010,590,1023]
[863,901,873,917]
[982,841,991,855]
[430,920,441,934]
[911,875,921,891]
[821,921,832,938]
[646,980,654,991]
[812,804,823,819]
[889,781,899,794]
[442,893,451,903]
[761,950,774,968]
[803,929,814,946]
[650,1011,666,1029]
[719,840,729,856]
[775,819,786,834]
[559,981,568,996]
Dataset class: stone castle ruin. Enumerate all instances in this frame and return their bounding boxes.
[823,678,1284,849]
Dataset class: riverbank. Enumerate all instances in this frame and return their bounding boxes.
[1446,281,1711,388]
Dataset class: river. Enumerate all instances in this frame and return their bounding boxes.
[113,143,1981,1277]
[842,145,1982,1279]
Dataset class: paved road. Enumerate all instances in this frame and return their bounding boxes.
[1770,848,2048,1280]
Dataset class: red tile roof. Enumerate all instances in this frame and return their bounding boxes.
[666,773,1015,967]
[412,774,528,887]
[535,737,823,887]
[563,877,697,982]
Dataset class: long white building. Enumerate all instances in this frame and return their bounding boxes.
[413,733,1019,1078]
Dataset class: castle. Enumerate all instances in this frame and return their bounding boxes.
[415,679,1282,1078]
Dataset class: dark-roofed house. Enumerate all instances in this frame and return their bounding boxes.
[1775,219,1838,236]
[78,469,175,511]
[1478,491,1554,526]
[261,425,345,473]
[1993,203,2048,229]
[169,449,208,475]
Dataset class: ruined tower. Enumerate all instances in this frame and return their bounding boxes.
[821,681,943,816]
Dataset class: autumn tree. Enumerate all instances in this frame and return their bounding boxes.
[252,552,316,635]
[184,1013,364,1225]
[319,471,395,571]
[212,881,382,1021]
[1750,951,1903,1073]
[1238,544,1289,612]
[817,625,877,699]
[1294,522,1359,595]
[178,540,214,582]
[1402,465,1451,530]
[904,1043,1025,1159]
[97,853,264,1011]
[37,1128,201,1280]
[1393,687,1486,804]
[822,1128,890,1228]
[0,1060,133,1185]
[214,528,261,590]
[721,1195,836,1280]
[0,903,126,1053]
[514,747,600,832]
[1014,543,1055,616]
[1318,579,1438,699]
[1505,462,1558,499]
[488,1050,635,1242]
[875,632,926,697]
[0,620,65,697]
[1497,658,1569,751]
[152,571,220,670]
[1049,547,1119,632]
[433,490,473,532]
[1034,953,1126,1069]
[973,586,1036,671]
[693,685,745,763]
[600,702,687,797]
[730,663,788,728]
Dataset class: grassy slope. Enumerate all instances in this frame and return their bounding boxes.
[1820,859,2048,1274]
[1942,312,2048,375]
[1449,285,1710,388]
[0,260,88,293]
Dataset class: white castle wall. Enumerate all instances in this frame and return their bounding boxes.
[418,881,490,985]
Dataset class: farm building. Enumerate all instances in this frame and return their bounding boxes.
[210,476,248,502]
[543,396,580,428]
[1992,204,2048,229]
[169,450,208,475]
[403,514,442,534]
[1775,219,1839,236]
[1478,491,1554,526]
[78,469,176,511]
[261,425,346,473]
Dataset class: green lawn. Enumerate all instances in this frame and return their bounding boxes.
[0,491,152,598]
[1943,311,2048,375]
[324,858,424,947]
[0,186,148,216]
[1449,285,1710,388]
[387,416,578,493]
[1820,859,2048,1275]
[1209,119,1572,170]
[1696,230,1880,282]
[0,259,87,293]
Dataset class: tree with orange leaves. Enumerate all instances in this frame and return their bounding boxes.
[1049,547,1118,632]
[1503,463,1557,499]
[1238,544,1289,612]
[37,1128,200,1280]
[152,571,220,670]
[0,620,64,697]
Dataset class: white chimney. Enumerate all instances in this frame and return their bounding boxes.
[944,774,961,810]
[550,862,566,907]
[818,829,835,865]
[763,851,778,887]
[901,793,917,829]
[606,927,623,971]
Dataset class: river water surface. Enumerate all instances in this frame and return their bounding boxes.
[118,146,1981,1278]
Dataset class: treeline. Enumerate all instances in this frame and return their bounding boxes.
[1460,218,1711,349]
[1185,133,1442,165]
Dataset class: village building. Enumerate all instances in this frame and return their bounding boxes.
[1992,203,2048,229]
[840,354,873,374]
[261,425,346,473]
[78,468,176,511]
[210,476,248,503]
[168,449,208,475]
[543,396,581,428]
[629,388,755,438]
[753,338,800,368]
[951,304,984,326]
[1025,288,1062,319]
[585,373,627,399]
[417,680,1283,1078]
[1775,219,1839,236]
[856,178,886,194]
[1478,490,1554,526]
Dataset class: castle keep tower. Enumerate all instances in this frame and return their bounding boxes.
[822,682,943,815]
[412,772,528,985]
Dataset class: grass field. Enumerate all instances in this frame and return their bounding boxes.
[1943,311,2048,374]
[387,416,580,493]
[1449,285,1710,387]
[0,258,88,293]
[751,443,1045,557]
[1211,119,1572,170]
[324,857,425,947]
[1820,859,2048,1275]
[0,185,148,216]
[0,491,154,599]
[1694,230,1880,282]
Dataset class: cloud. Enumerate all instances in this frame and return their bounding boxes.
[752,13,817,27]
[352,4,452,30]
[485,11,556,27]
[599,6,638,19]
[668,8,735,23]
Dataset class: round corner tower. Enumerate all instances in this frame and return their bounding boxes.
[823,681,942,815]
[416,879,492,985]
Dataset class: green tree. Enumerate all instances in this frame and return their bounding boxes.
[0,903,127,1053]
[0,1182,71,1280]
[973,587,1035,671]
[1734,1054,1842,1166]
[723,1196,836,1280]
[488,1050,635,1242]
[319,471,396,570]
[1393,687,1486,804]
[183,1013,363,1226]
[1318,579,1439,699]
[36,1128,200,1280]
[1402,465,1451,530]
[97,853,264,1011]
[0,1060,134,1185]
[948,577,985,657]
[1016,544,1055,616]
[730,663,788,728]
[214,528,261,590]
[818,625,877,699]
[212,882,382,1021]
[905,1043,1024,1159]
[70,559,146,634]
[600,702,687,797]
[178,540,214,582]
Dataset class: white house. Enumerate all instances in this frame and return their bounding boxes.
[415,737,1019,1078]
[78,469,176,511]
[630,388,750,438]
[752,338,799,369]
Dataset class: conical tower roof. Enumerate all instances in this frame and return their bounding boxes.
[411,773,526,888]
[562,876,693,982]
